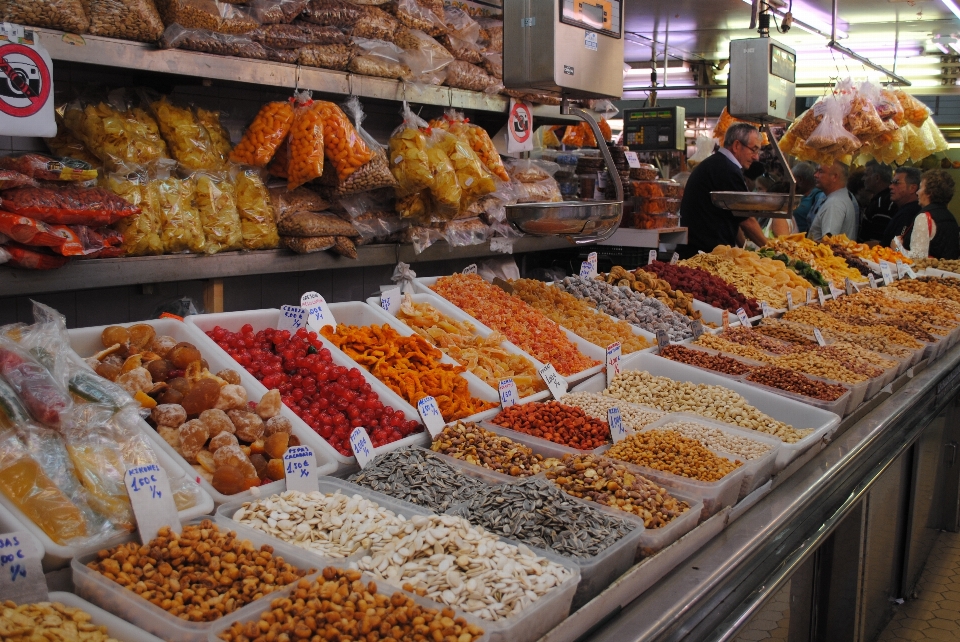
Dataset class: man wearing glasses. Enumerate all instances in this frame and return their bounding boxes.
[678,123,768,258]
[806,161,858,241]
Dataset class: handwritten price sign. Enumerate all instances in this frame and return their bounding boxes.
[538,363,567,400]
[499,379,519,408]
[283,445,318,492]
[124,464,179,544]
[417,396,445,437]
[0,532,46,603]
[350,427,374,468]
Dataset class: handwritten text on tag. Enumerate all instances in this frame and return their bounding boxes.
[417,396,445,437]
[499,379,519,408]
[125,464,180,544]
[538,363,567,399]
[380,287,401,315]
[278,305,306,332]
[283,445,318,493]
[350,428,374,468]
[605,342,621,387]
[608,408,627,443]
[0,532,46,603]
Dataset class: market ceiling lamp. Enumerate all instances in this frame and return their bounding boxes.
[740,0,848,39]
[824,0,910,85]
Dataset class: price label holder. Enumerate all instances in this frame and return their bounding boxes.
[829,282,843,300]
[869,273,878,288]
[806,288,815,305]
[814,328,826,346]
[817,288,827,306]
[880,261,894,285]
[125,464,180,545]
[0,532,46,603]
[896,259,905,279]
[278,305,306,332]
[498,378,519,408]
[538,363,567,400]
[492,277,514,294]
[691,320,705,339]
[302,291,336,332]
[462,264,477,275]
[845,278,856,295]
[722,310,730,329]
[786,292,794,311]
[648,249,657,265]
[380,287,401,315]
[624,151,641,169]
[761,301,774,318]
[608,407,627,443]
[656,329,671,350]
[735,307,751,328]
[670,252,679,265]
[417,396,446,437]
[605,342,621,386]
[283,445,318,492]
[350,427,374,468]
[904,264,917,279]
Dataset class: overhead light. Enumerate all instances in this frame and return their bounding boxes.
[942,0,960,21]
[740,0,848,38]
[936,42,951,54]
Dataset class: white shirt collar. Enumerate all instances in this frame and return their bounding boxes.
[717,146,741,169]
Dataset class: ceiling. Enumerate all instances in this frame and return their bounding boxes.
[619,0,960,97]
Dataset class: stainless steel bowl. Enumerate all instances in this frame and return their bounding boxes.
[505,200,623,242]
[710,191,800,215]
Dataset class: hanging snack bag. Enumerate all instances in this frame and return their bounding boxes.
[287,90,325,190]
[894,90,930,127]
[0,0,89,33]
[86,0,164,41]
[876,89,905,126]
[388,103,432,196]
[191,171,243,253]
[348,38,413,80]
[561,124,585,147]
[229,100,295,166]
[430,110,508,182]
[579,121,598,148]
[805,94,861,158]
[0,185,140,226]
[330,97,397,196]
[149,96,221,171]
[195,107,233,166]
[233,167,280,249]
[844,86,885,143]
[0,154,97,182]
[433,128,496,204]
[101,165,163,256]
[155,167,205,253]
[315,100,373,182]
[423,128,461,219]
[396,190,429,220]
[397,28,454,85]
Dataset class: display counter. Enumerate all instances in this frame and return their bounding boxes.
[548,343,960,642]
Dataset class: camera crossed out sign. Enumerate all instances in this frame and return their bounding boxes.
[507,98,533,153]
[0,25,55,137]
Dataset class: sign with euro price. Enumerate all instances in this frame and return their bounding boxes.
[605,342,621,387]
[124,464,179,544]
[0,531,46,603]
[417,396,445,437]
[608,407,627,443]
[283,445,318,492]
[538,363,567,399]
[350,427,374,468]
[499,378,519,408]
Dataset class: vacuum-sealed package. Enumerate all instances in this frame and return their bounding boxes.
[328,97,398,195]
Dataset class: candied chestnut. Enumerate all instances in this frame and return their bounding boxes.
[216,369,242,385]
[156,387,184,405]
[95,361,122,382]
[150,335,178,357]
[180,378,221,415]
[169,342,202,369]
[146,359,173,383]
[128,324,156,350]
[101,325,129,348]
[250,454,269,479]
[168,377,190,394]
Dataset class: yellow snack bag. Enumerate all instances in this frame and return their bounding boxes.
[151,97,220,171]
[192,171,243,253]
[101,165,163,257]
[388,103,433,197]
[196,107,232,167]
[156,168,205,254]
[233,167,280,250]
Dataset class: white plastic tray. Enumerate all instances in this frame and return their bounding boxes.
[48,591,166,642]
[364,293,551,404]
[186,309,427,474]
[414,276,605,385]
[0,501,45,567]
[67,319,337,506]
[571,352,840,474]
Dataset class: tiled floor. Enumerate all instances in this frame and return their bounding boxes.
[876,529,960,642]
[733,579,792,641]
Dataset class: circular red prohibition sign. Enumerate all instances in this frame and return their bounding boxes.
[510,101,532,143]
[0,43,50,118]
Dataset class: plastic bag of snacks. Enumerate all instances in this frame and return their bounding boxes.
[160,23,270,58]
[388,103,432,196]
[154,0,221,29]
[431,110,508,181]
[478,17,502,52]
[806,94,861,157]
[579,121,598,147]
[0,154,97,182]
[229,100,295,166]
[348,39,413,79]
[0,0,89,33]
[876,88,905,126]
[314,100,373,182]
[444,60,494,92]
[148,96,222,171]
[247,0,308,23]
[217,1,260,34]
[86,0,164,41]
[0,185,140,226]
[432,128,496,205]
[561,124,585,147]
[394,0,445,35]
[516,178,562,203]
[298,43,356,69]
[893,90,930,127]
[44,118,102,167]
[287,90,325,190]
[61,94,170,170]
[3,242,70,270]
[233,166,280,249]
[253,22,341,47]
[266,136,290,178]
[0,212,65,247]
[195,107,232,165]
[481,52,502,79]
[320,97,398,196]
[842,83,885,142]
[351,5,399,41]
[599,117,613,142]
[398,28,454,85]
[300,0,361,27]
[443,217,489,247]
[100,165,163,256]
[191,171,243,253]
[423,129,461,218]
[268,184,328,218]
[154,163,205,253]
[396,190,429,220]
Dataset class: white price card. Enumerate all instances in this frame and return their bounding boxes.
[301,291,336,332]
[608,407,627,443]
[786,292,794,311]
[880,260,894,285]
[380,287,401,315]
[845,277,856,295]
[417,396,446,437]
[691,320,705,339]
[904,264,917,279]
[896,259,905,279]
[648,249,657,265]
[624,151,641,169]
[605,342,621,387]
[829,282,843,299]
[462,264,478,275]
[735,307,751,327]
[670,252,679,265]
[579,260,595,279]
[125,464,180,545]
[278,305,306,332]
[350,427,374,468]
[869,273,878,288]
[814,328,826,346]
[538,363,567,400]
[498,378,519,408]
[761,301,774,318]
[656,329,670,349]
[283,445,318,493]
[0,532,46,604]
[817,288,827,306]
[806,288,815,305]
[588,251,597,269]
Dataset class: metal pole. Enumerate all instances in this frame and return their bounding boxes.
[765,124,796,219]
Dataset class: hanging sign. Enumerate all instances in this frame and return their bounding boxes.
[507,98,534,153]
[0,26,55,137]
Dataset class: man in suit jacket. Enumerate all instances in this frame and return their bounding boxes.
[678,123,768,258]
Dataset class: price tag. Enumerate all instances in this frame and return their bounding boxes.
[722,310,730,329]
[761,301,774,318]
[587,251,597,268]
[579,260,595,279]
[869,273,878,288]
[786,292,794,311]
[417,396,446,437]
[670,252,679,265]
[904,264,917,279]
[462,264,477,275]
[608,407,627,443]
[605,342,621,386]
[814,328,826,346]
[845,278,855,295]
[537,363,567,400]
[648,250,657,265]
[498,378,519,408]
[735,307,751,327]
[380,287,401,315]
[829,282,843,299]
[624,151,641,169]
[278,305,306,332]
[806,288,815,305]
[283,445,318,493]
[656,329,671,349]
[301,291,336,332]
[817,288,827,306]
[691,320,705,339]
[0,532,46,604]
[880,260,894,285]
[896,259,906,279]
[124,464,180,545]
[350,427,374,468]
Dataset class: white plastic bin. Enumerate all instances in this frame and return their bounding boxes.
[50,591,166,642]
[185,309,427,474]
[67,319,337,506]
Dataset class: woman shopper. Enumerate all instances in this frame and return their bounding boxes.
[895,169,960,260]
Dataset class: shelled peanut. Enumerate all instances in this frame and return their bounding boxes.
[892,277,960,304]
[718,327,800,355]
[606,429,743,482]
[772,351,869,384]
[490,401,611,450]
[430,420,553,476]
[782,306,923,349]
[755,319,819,348]
[662,421,773,460]
[0,601,118,642]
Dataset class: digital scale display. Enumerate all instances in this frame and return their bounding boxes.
[621,107,685,151]
[770,44,796,83]
[560,0,621,38]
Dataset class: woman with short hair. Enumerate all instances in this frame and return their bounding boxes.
[896,169,960,260]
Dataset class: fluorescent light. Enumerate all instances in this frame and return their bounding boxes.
[951,41,960,54]
[936,42,951,53]
[942,0,960,21]
[740,0,848,38]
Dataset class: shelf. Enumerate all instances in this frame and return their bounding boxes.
[38,28,577,121]
[0,237,573,297]
[597,227,688,247]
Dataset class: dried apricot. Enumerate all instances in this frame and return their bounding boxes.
[146,358,173,383]
[150,335,178,357]
[217,369,242,385]
[264,432,289,460]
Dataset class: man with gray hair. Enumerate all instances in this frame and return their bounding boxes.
[807,161,858,241]
[678,122,768,257]
[791,161,824,234]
